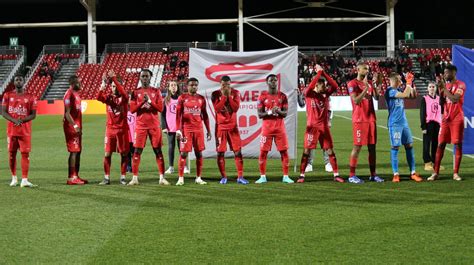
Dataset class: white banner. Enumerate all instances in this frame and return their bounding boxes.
[189,47,298,159]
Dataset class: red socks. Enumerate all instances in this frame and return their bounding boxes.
[156,153,165,175]
[196,156,203,177]
[454,145,462,174]
[9,151,17,176]
[300,153,309,175]
[104,156,111,176]
[259,151,268,175]
[349,155,358,177]
[234,154,244,177]
[21,152,29,179]
[132,153,141,175]
[280,150,289,175]
[178,155,186,177]
[217,155,226,177]
[120,155,128,175]
[434,145,445,174]
[328,153,339,174]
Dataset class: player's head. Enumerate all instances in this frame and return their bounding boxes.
[315,77,327,93]
[427,81,437,95]
[69,75,81,90]
[220,75,231,90]
[167,80,178,95]
[13,74,24,90]
[140,69,153,87]
[187,77,199,94]
[444,64,457,81]
[266,74,278,90]
[356,61,369,78]
[110,75,123,95]
[389,72,401,88]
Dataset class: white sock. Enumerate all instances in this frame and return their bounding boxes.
[12,176,17,181]
[300,174,305,178]
[104,175,110,180]
[178,176,184,182]
[283,175,289,178]
[394,172,399,176]
[260,175,266,178]
[120,175,126,179]
[196,176,202,181]
[21,178,28,183]
[333,173,339,177]
[132,175,138,181]
[159,174,164,181]
[411,170,416,175]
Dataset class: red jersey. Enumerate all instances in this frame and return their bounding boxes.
[97,78,129,131]
[63,87,82,127]
[305,70,338,127]
[130,87,163,130]
[211,88,240,131]
[347,78,376,123]
[257,91,288,133]
[176,93,210,133]
[443,79,466,122]
[2,91,37,136]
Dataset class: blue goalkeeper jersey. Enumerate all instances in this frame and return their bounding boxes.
[385,86,409,127]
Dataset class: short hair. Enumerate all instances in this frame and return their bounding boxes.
[266,74,277,81]
[187,77,199,84]
[445,64,457,72]
[220,75,231,82]
[389,72,400,80]
[69,75,78,85]
[356,60,367,67]
[140,68,153,77]
[317,78,326,84]
[14,74,24,80]
[427,81,437,87]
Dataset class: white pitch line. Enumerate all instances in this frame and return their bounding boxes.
[334,114,474,159]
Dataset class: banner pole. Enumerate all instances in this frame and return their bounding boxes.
[294,91,298,172]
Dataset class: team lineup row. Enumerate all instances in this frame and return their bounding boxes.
[2,61,465,187]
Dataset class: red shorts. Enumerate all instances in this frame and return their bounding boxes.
[105,129,130,154]
[134,127,163,149]
[304,126,333,149]
[7,135,31,153]
[260,130,289,152]
[353,122,377,146]
[216,127,241,152]
[439,121,464,144]
[180,130,205,153]
[64,129,82,153]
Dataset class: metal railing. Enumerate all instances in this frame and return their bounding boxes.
[399,39,474,49]
[299,45,387,58]
[0,45,26,93]
[103,41,232,55]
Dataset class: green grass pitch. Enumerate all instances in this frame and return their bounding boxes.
[0,110,473,264]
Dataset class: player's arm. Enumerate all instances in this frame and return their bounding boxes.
[321,71,339,94]
[257,95,270,119]
[274,95,288,118]
[420,96,427,132]
[21,109,36,123]
[212,91,228,112]
[305,70,323,95]
[112,77,128,99]
[394,86,413,99]
[175,97,183,132]
[161,99,168,132]
[228,90,240,112]
[351,82,369,105]
[150,92,164,112]
[129,91,144,113]
[1,97,21,125]
[201,99,212,140]
[64,98,81,134]
[441,81,462,103]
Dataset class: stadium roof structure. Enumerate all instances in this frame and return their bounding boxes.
[0,0,397,62]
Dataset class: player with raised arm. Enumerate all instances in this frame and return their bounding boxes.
[97,70,130,185]
[211,75,248,185]
[384,72,423,182]
[347,62,383,184]
[298,65,344,183]
[428,64,466,181]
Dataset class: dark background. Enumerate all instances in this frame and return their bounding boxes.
[1,0,473,64]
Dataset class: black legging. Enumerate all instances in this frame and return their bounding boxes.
[167,132,179,167]
[423,121,440,163]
